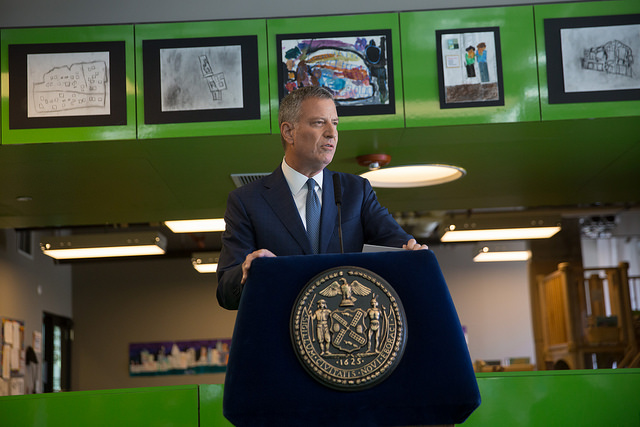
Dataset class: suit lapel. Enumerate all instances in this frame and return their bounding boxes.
[262,167,313,254]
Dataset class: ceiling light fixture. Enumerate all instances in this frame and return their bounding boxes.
[192,252,219,273]
[356,154,392,171]
[357,154,466,188]
[473,246,532,262]
[441,216,561,242]
[164,218,226,233]
[40,232,167,260]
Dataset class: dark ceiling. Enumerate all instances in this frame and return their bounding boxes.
[1,115,639,246]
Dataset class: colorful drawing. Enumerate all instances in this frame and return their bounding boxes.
[129,338,231,377]
[436,27,504,108]
[279,33,392,107]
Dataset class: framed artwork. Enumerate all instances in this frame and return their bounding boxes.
[129,338,231,377]
[275,30,396,117]
[8,41,127,129]
[436,27,504,109]
[142,36,260,124]
[544,14,640,104]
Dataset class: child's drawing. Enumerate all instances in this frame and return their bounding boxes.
[27,51,111,118]
[159,45,243,112]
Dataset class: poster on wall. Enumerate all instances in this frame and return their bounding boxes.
[544,14,640,104]
[129,338,231,377]
[142,36,260,124]
[436,27,504,109]
[8,41,127,129]
[276,30,396,117]
[0,318,25,396]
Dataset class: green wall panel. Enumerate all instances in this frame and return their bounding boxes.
[401,6,541,127]
[134,20,271,139]
[267,13,405,132]
[0,385,199,426]
[464,369,640,426]
[199,384,233,426]
[534,0,640,121]
[1,25,137,144]
[1,372,639,426]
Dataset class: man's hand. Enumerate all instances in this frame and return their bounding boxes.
[402,238,428,251]
[241,249,277,284]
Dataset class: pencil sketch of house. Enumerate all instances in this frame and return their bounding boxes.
[32,61,108,114]
[198,55,227,101]
[582,40,633,78]
[160,45,243,112]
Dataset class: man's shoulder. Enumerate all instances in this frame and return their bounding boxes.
[329,170,370,190]
[230,168,281,196]
[328,169,367,184]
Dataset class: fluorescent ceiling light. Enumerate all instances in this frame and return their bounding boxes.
[440,215,561,242]
[360,164,465,188]
[192,252,219,273]
[474,250,532,262]
[165,218,226,233]
[441,226,561,242]
[41,232,167,260]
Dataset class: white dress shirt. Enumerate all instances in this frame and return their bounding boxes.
[281,159,323,230]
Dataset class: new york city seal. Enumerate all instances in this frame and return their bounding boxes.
[290,266,407,391]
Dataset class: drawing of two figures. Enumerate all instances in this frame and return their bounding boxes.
[465,42,489,82]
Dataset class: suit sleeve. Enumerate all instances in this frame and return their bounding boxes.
[360,178,414,247]
[216,190,257,310]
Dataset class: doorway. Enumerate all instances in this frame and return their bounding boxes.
[42,312,73,392]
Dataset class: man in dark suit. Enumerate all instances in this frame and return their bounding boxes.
[217,86,426,310]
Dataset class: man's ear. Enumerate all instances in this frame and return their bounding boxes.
[281,122,295,146]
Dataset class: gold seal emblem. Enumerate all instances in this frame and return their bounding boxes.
[290,266,407,390]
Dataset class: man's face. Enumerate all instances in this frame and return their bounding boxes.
[282,97,339,177]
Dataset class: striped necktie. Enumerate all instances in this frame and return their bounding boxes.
[306,178,321,254]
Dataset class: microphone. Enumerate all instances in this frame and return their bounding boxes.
[333,174,344,253]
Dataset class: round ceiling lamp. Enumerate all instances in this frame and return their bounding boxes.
[357,155,466,188]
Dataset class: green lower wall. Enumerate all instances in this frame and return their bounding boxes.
[0,385,201,427]
[464,369,640,426]
[1,369,639,426]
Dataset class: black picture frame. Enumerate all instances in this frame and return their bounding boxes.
[436,27,504,109]
[142,36,260,124]
[544,14,640,104]
[275,30,396,117]
[8,41,127,129]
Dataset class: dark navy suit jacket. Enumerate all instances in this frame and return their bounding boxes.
[216,166,413,309]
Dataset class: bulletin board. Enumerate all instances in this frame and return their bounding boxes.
[1,318,25,396]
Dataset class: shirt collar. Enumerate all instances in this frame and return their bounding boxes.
[281,159,324,194]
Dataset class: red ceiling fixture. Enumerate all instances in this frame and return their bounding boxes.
[356,154,391,170]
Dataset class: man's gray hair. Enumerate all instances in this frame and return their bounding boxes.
[278,86,335,126]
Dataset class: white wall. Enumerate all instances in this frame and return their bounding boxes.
[69,243,536,391]
[432,243,536,365]
[71,256,237,391]
[0,229,72,394]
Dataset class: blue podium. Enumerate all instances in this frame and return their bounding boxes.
[223,250,480,426]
